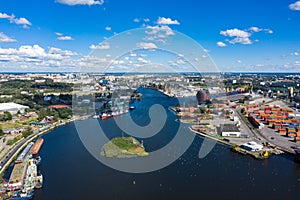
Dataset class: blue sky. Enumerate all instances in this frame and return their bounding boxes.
[0,0,300,72]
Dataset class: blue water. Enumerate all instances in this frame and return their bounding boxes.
[6,88,300,200]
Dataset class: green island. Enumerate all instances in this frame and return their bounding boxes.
[101,137,149,158]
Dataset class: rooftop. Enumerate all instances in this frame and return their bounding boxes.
[0,102,28,112]
[221,124,239,132]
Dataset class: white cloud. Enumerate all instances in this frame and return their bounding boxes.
[133,18,140,23]
[249,26,261,32]
[137,42,157,49]
[291,52,300,56]
[0,32,16,42]
[0,12,11,19]
[56,0,104,6]
[289,1,300,10]
[220,27,272,45]
[228,37,252,45]
[144,18,150,22]
[157,17,180,25]
[55,32,63,36]
[0,12,31,28]
[146,25,174,36]
[217,41,227,47]
[105,26,111,31]
[14,17,32,26]
[0,45,80,70]
[49,47,78,56]
[89,42,110,50]
[57,36,74,41]
[249,27,273,34]
[220,28,251,38]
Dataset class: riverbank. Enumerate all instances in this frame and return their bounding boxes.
[189,126,283,159]
[0,115,89,178]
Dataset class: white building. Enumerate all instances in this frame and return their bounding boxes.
[0,103,29,114]
[241,141,263,151]
[221,124,241,137]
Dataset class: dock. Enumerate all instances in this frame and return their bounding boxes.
[7,162,28,190]
[15,142,34,163]
[29,138,44,155]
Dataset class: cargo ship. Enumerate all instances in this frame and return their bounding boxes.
[29,138,44,155]
[15,142,34,164]
[100,113,112,120]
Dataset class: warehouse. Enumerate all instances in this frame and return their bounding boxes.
[220,124,241,137]
[0,102,29,114]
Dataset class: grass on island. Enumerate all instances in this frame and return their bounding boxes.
[102,137,148,158]
[111,137,138,150]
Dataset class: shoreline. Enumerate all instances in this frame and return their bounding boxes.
[189,126,293,159]
[0,116,89,176]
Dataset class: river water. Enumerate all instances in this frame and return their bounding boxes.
[6,88,300,199]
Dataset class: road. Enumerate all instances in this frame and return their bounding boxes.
[0,133,37,171]
[235,107,295,154]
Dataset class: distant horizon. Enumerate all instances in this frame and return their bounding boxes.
[0,0,300,72]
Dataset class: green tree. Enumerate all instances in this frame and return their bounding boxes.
[199,106,207,114]
[0,126,3,136]
[22,127,33,138]
[5,111,12,120]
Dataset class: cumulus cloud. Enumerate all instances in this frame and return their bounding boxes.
[0,12,31,28]
[105,26,111,31]
[14,17,31,26]
[0,12,11,19]
[146,25,174,36]
[0,45,81,71]
[217,41,227,47]
[219,27,273,45]
[157,17,180,25]
[289,1,300,10]
[56,0,104,6]
[133,18,140,23]
[0,32,16,42]
[220,28,251,38]
[89,42,110,50]
[137,42,157,49]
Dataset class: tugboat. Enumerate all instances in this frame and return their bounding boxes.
[35,174,43,189]
[34,156,41,167]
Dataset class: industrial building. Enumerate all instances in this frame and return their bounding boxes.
[220,124,241,137]
[196,89,210,104]
[0,102,29,114]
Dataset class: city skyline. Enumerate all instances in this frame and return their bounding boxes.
[0,0,300,72]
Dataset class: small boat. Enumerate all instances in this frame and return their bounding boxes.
[35,175,43,189]
[129,106,135,110]
[100,113,112,120]
[253,151,270,159]
[34,156,41,166]
[6,189,34,200]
